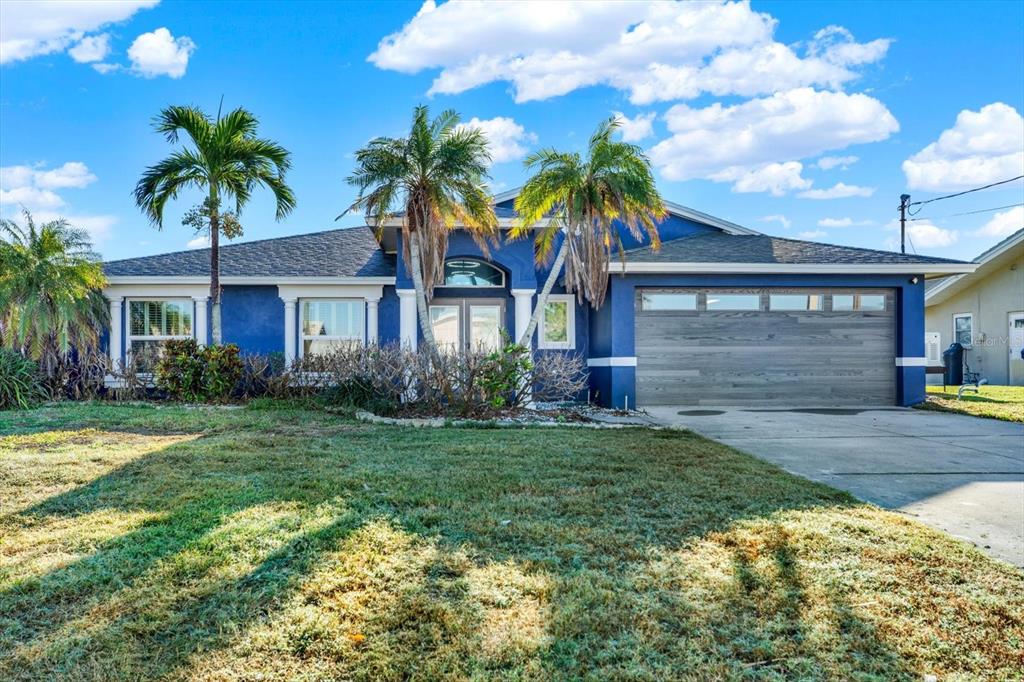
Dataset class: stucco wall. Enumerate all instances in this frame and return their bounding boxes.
[925,252,1024,385]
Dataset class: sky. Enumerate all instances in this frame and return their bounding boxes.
[1,0,1022,263]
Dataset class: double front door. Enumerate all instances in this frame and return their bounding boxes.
[429,298,505,352]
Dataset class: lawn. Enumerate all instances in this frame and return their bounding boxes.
[1,403,1021,681]
[921,384,1024,422]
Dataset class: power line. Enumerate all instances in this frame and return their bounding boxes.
[907,175,1024,208]
[909,202,1024,221]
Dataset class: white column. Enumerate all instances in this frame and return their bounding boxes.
[366,296,380,344]
[108,297,123,368]
[193,297,208,346]
[397,289,417,351]
[511,289,535,348]
[283,297,297,365]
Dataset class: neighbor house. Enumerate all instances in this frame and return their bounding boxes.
[102,190,974,408]
[925,228,1024,385]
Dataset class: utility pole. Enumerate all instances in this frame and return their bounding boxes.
[898,193,911,254]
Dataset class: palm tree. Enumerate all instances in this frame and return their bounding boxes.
[134,105,295,344]
[346,105,498,353]
[0,211,108,376]
[510,117,666,347]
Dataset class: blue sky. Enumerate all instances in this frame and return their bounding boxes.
[1,0,1022,262]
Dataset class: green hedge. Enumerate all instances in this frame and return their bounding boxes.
[154,339,242,402]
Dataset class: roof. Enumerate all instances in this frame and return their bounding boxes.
[925,227,1024,305]
[623,231,968,266]
[104,227,395,279]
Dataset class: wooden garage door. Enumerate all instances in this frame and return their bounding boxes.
[635,288,896,406]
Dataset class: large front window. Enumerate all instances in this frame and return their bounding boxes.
[128,299,193,370]
[301,299,365,356]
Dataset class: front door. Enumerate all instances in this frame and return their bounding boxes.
[429,298,505,352]
[1010,312,1024,385]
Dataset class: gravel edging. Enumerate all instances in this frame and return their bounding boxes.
[353,409,662,429]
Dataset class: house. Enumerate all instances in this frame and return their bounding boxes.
[925,228,1024,385]
[102,190,974,407]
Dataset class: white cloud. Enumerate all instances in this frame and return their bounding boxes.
[0,0,157,64]
[455,116,536,164]
[817,216,874,227]
[797,182,875,199]
[711,161,811,196]
[885,219,959,250]
[369,1,889,104]
[974,205,1024,239]
[758,214,791,229]
[68,33,110,63]
[816,155,858,170]
[0,161,112,243]
[92,62,121,74]
[614,111,656,142]
[649,88,898,187]
[903,103,1024,191]
[186,234,210,249]
[798,230,827,239]
[128,27,195,78]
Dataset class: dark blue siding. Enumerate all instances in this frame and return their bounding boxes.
[221,286,284,354]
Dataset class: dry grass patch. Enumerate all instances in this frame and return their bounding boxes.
[0,402,1020,680]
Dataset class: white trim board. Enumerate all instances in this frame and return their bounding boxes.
[607,262,976,276]
[587,357,637,367]
[895,357,929,367]
[106,276,396,286]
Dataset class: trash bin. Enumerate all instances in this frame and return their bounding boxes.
[942,343,964,385]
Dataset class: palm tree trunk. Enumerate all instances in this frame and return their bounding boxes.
[209,189,222,345]
[407,230,439,354]
[518,233,569,348]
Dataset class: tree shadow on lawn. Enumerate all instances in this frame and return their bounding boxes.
[0,417,991,680]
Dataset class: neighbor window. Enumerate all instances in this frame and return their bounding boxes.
[300,299,364,356]
[769,294,824,311]
[442,259,504,287]
[832,294,887,311]
[128,299,193,370]
[539,295,575,349]
[640,292,697,311]
[705,293,761,311]
[953,313,973,348]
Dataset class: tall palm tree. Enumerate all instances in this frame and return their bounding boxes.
[134,105,295,344]
[510,117,666,347]
[0,211,108,376]
[346,105,498,352]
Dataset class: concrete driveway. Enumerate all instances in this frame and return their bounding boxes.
[646,406,1024,567]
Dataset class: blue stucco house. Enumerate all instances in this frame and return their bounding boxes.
[102,189,974,408]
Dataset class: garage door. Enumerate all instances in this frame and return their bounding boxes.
[635,288,896,406]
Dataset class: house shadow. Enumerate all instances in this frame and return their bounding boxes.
[1,419,931,679]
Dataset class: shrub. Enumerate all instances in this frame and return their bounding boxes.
[203,343,243,401]
[154,340,243,402]
[0,349,45,410]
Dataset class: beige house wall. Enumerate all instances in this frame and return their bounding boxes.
[925,251,1024,385]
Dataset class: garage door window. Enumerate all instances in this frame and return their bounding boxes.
[705,293,761,310]
[641,292,697,310]
[833,294,886,311]
[769,294,824,311]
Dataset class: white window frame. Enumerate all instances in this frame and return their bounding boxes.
[953,312,973,348]
[126,297,195,368]
[538,294,575,350]
[438,258,506,289]
[298,298,366,358]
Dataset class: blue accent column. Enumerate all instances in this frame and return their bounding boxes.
[897,276,927,406]
[587,278,639,408]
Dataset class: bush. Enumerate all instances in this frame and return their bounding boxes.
[154,340,243,403]
[0,349,45,410]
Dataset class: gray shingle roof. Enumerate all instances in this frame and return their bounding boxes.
[104,227,395,278]
[624,232,967,265]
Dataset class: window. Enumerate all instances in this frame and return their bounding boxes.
[833,294,886,311]
[301,299,364,356]
[128,299,193,370]
[953,313,973,348]
[641,292,697,311]
[769,294,824,311]
[705,293,761,311]
[539,295,575,349]
[442,259,504,287]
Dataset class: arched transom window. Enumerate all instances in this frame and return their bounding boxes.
[442,259,504,287]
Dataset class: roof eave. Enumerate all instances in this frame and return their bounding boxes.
[105,275,397,285]
[608,262,978,275]
[925,229,1024,306]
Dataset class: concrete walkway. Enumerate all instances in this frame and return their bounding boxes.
[646,406,1024,567]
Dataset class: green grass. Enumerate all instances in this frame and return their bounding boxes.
[1,402,1021,681]
[921,384,1024,422]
